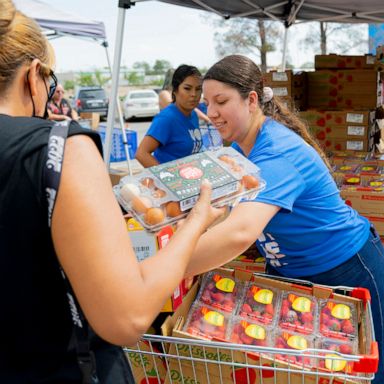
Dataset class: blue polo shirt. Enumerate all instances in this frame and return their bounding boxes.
[146,103,202,163]
[233,118,370,277]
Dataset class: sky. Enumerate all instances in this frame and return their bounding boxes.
[35,0,368,73]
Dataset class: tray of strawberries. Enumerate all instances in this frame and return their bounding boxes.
[228,317,271,347]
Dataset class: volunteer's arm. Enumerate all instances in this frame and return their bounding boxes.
[185,201,280,277]
[135,136,161,168]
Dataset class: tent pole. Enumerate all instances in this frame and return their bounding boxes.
[104,0,131,173]
[104,41,132,175]
[281,26,289,71]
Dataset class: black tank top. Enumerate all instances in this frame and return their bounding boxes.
[0,114,104,383]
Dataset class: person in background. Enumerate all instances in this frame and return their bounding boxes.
[0,2,224,382]
[184,54,384,383]
[135,64,204,167]
[47,83,79,121]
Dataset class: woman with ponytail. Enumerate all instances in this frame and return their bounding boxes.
[185,55,384,382]
[0,2,223,383]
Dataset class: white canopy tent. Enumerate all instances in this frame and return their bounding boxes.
[105,0,384,169]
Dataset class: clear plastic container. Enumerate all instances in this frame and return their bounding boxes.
[114,147,266,232]
[316,337,358,374]
[183,303,230,341]
[238,282,279,325]
[196,271,243,313]
[227,316,273,347]
[278,291,317,335]
[318,299,358,340]
[274,330,315,368]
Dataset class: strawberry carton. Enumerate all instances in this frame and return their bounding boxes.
[274,330,315,368]
[278,291,317,335]
[228,317,273,348]
[238,282,279,325]
[196,271,242,313]
[316,338,358,374]
[319,299,358,340]
[183,303,229,341]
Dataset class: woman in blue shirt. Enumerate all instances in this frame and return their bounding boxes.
[185,55,384,382]
[135,65,204,166]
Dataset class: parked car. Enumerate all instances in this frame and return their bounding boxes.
[123,89,159,120]
[73,86,109,119]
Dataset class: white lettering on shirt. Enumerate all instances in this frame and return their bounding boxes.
[257,232,287,268]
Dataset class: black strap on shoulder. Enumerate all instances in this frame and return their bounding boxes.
[45,120,100,384]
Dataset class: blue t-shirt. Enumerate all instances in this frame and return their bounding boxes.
[146,103,202,163]
[232,118,370,277]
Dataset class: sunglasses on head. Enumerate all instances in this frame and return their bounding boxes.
[47,70,58,101]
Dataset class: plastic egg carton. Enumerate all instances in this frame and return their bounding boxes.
[114,147,266,232]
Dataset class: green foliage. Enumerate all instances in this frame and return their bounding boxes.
[152,59,172,74]
[94,69,110,87]
[126,71,143,85]
[77,72,96,86]
[64,80,75,91]
[133,61,151,73]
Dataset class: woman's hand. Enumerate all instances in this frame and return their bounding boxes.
[186,179,226,231]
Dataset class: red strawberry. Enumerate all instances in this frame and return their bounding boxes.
[265,303,274,315]
[328,319,341,332]
[339,344,352,354]
[301,312,313,324]
[231,368,256,384]
[210,291,225,303]
[241,303,252,314]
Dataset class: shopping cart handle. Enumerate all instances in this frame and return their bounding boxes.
[351,287,371,306]
[353,341,379,373]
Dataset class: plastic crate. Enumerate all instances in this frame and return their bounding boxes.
[98,124,137,162]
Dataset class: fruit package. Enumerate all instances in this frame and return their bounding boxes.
[238,282,279,325]
[316,338,358,373]
[183,303,229,341]
[278,291,317,335]
[114,147,265,232]
[274,330,315,367]
[228,317,273,348]
[318,299,358,340]
[196,271,242,313]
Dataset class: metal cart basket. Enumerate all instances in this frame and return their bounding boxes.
[125,277,378,384]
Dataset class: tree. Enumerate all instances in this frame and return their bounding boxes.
[94,69,110,87]
[152,59,172,75]
[64,80,75,91]
[202,15,283,73]
[125,71,143,85]
[300,22,367,55]
[132,61,151,74]
[77,72,96,86]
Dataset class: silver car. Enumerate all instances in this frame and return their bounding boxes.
[123,89,159,120]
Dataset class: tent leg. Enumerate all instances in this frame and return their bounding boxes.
[281,26,289,72]
[104,44,133,175]
[105,4,132,175]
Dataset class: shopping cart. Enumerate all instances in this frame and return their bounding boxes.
[124,276,378,384]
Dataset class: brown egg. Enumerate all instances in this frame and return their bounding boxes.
[241,175,259,190]
[144,207,165,226]
[152,188,167,198]
[218,155,236,165]
[165,201,183,217]
[140,177,155,189]
[131,196,152,214]
[231,164,243,173]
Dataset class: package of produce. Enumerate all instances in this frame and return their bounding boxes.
[228,317,272,347]
[114,147,265,232]
[238,282,279,325]
[183,303,229,340]
[274,330,314,367]
[196,271,242,313]
[317,338,358,373]
[318,299,358,340]
[278,292,317,335]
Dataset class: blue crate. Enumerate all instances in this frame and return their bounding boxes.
[98,124,137,162]
[200,124,223,150]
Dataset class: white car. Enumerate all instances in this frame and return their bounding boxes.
[123,89,159,120]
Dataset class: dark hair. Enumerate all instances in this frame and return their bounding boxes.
[204,55,331,170]
[171,64,202,102]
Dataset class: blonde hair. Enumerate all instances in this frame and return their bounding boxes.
[0,0,55,92]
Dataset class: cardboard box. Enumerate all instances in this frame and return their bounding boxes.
[315,54,376,70]
[126,218,194,312]
[125,339,167,383]
[362,213,384,236]
[79,112,100,130]
[341,189,384,214]
[161,270,375,384]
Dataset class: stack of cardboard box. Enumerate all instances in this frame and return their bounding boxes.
[263,70,307,110]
